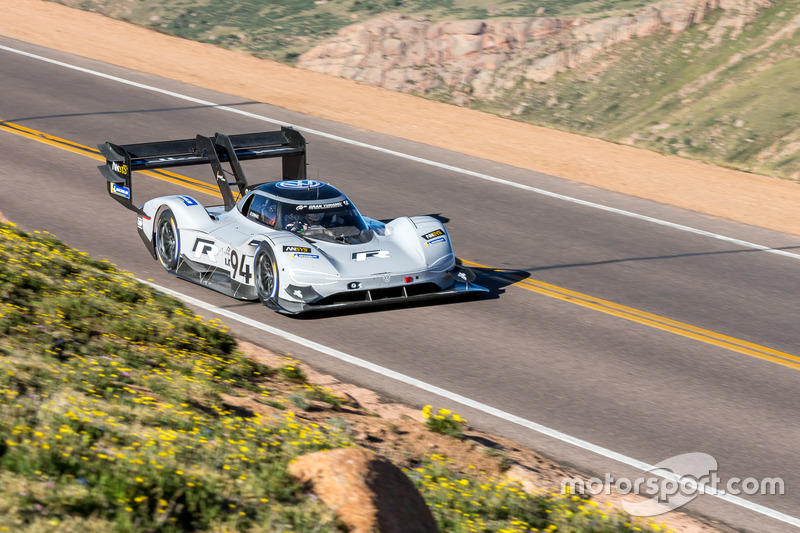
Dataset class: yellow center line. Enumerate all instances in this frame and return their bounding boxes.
[4,120,797,369]
[461,259,800,370]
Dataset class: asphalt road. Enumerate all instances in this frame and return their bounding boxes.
[2,36,800,531]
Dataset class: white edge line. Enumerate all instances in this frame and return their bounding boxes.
[3,43,800,261]
[141,278,800,527]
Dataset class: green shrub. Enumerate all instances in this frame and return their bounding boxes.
[422,404,466,439]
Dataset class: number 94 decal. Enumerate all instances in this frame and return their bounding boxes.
[225,249,253,284]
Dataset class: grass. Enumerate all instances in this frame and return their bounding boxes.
[52,0,653,63]
[0,224,348,531]
[0,222,676,531]
[408,454,665,533]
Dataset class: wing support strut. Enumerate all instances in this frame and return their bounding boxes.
[98,127,307,211]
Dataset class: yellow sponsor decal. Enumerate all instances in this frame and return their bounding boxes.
[110,161,129,175]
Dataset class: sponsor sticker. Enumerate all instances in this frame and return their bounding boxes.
[178,195,198,206]
[347,282,361,290]
[276,180,323,189]
[290,253,320,259]
[110,183,130,199]
[110,161,128,175]
[352,250,391,261]
[137,216,143,229]
[283,245,312,253]
[295,200,348,211]
[425,236,447,246]
[422,229,445,240]
[192,238,219,262]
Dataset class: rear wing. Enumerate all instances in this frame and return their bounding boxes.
[98,127,307,212]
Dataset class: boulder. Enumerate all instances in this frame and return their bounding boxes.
[449,33,484,58]
[288,447,438,533]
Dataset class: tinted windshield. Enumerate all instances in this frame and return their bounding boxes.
[279,200,372,244]
[245,194,278,226]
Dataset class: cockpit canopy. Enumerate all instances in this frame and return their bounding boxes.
[241,180,372,244]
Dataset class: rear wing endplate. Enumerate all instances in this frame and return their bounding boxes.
[98,127,306,212]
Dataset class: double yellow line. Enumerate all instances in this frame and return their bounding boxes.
[0,121,221,198]
[4,119,799,371]
[461,259,800,370]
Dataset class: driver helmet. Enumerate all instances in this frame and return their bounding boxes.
[262,202,277,226]
[306,212,324,225]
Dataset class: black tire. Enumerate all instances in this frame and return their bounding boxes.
[254,245,279,307]
[155,208,180,271]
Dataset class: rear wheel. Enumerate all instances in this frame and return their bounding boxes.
[254,245,279,307]
[155,208,180,271]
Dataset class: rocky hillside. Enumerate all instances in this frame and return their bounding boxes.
[297,0,800,180]
[298,0,757,98]
[49,0,655,64]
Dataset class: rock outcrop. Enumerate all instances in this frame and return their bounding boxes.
[297,0,772,104]
[288,447,438,533]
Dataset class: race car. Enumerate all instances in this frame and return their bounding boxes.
[98,127,486,314]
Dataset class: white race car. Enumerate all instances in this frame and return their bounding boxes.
[99,128,486,314]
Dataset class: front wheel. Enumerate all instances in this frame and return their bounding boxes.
[254,245,279,307]
[155,208,180,271]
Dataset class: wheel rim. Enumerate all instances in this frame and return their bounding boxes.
[157,218,177,266]
[256,253,275,299]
